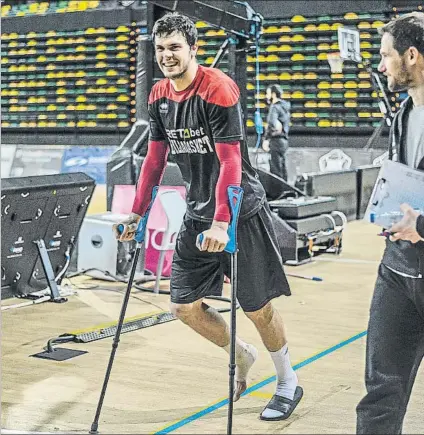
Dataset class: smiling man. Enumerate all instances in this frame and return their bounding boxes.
[356,12,424,435]
[114,12,302,420]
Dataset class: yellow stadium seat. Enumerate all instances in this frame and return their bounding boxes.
[305,101,317,108]
[292,113,304,118]
[344,81,358,89]
[291,91,304,98]
[358,22,371,29]
[305,112,317,118]
[279,35,291,42]
[318,91,331,98]
[76,80,87,86]
[304,24,317,31]
[318,43,331,51]
[196,21,209,28]
[345,91,358,98]
[266,55,279,62]
[317,23,331,31]
[345,101,358,107]
[359,81,371,88]
[317,53,328,60]
[318,101,331,108]
[318,120,331,127]
[344,12,358,19]
[292,73,304,80]
[318,81,330,89]
[358,112,371,118]
[118,122,129,128]
[263,26,283,33]
[331,23,342,30]
[360,32,372,39]
[291,54,305,61]
[331,82,344,89]
[372,21,385,28]
[279,72,292,80]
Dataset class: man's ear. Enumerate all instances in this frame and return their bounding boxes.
[191,44,198,57]
[407,46,419,65]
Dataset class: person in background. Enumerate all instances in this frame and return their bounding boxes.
[356,12,424,435]
[262,84,291,180]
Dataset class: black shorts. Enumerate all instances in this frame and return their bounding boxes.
[170,202,291,312]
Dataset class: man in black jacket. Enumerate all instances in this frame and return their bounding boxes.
[356,12,424,435]
[262,85,291,180]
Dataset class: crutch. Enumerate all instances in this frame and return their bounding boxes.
[199,185,244,435]
[89,186,158,435]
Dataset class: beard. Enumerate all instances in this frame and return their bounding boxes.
[388,58,412,92]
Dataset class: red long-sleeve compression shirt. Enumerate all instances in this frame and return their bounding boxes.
[131,140,168,216]
[214,141,242,222]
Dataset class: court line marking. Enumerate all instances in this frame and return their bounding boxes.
[153,330,367,434]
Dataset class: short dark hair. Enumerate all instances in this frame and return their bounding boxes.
[268,84,283,98]
[378,11,424,56]
[152,12,198,47]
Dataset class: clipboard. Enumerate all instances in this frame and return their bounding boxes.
[364,160,424,226]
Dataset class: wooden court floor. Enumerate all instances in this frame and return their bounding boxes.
[2,220,423,434]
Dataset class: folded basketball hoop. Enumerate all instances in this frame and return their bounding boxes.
[327,52,344,73]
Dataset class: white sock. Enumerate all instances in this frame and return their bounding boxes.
[270,343,297,400]
[223,337,257,382]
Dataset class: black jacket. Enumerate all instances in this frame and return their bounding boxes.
[265,100,290,141]
[382,96,424,276]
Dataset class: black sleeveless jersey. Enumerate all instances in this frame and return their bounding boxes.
[148,65,265,222]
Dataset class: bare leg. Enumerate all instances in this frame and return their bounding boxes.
[171,300,257,401]
[244,301,287,352]
[170,299,230,346]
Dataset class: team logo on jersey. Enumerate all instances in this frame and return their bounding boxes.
[159,102,169,114]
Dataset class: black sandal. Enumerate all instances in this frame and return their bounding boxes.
[260,386,303,421]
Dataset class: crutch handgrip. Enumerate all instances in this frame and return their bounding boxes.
[224,186,243,254]
[117,186,158,243]
[198,186,244,253]
[133,186,158,243]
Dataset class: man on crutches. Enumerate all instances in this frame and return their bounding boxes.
[114,12,303,424]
